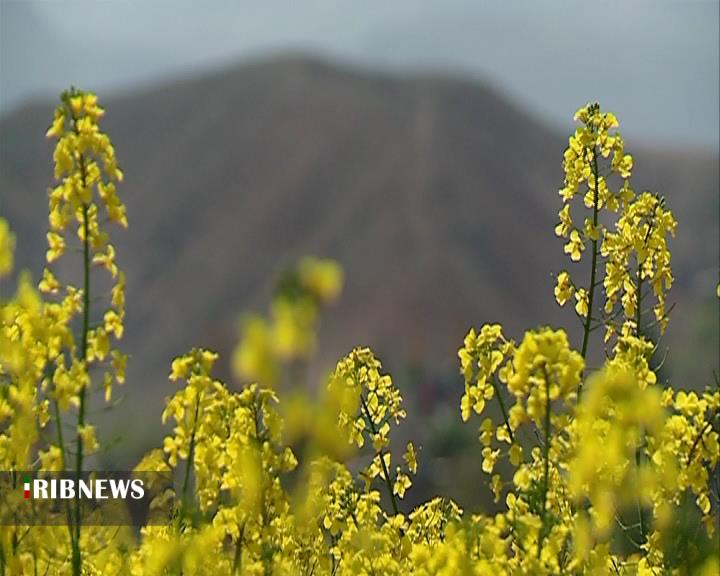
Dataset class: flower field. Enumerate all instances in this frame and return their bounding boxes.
[0,91,718,575]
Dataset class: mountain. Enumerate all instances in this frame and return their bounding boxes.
[1,56,718,462]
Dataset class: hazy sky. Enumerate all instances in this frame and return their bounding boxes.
[1,0,718,149]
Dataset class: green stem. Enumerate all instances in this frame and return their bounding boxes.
[70,101,91,573]
[579,146,600,397]
[71,201,90,576]
[687,420,714,465]
[538,366,552,559]
[633,437,648,546]
[490,376,514,443]
[181,391,202,513]
[53,398,76,551]
[53,400,66,469]
[636,265,643,339]
[232,524,245,574]
[634,266,648,545]
[359,394,399,516]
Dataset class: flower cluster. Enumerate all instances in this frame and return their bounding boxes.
[554,103,633,349]
[43,88,128,405]
[233,256,343,388]
[554,103,678,365]
[328,348,416,506]
[555,103,631,263]
[602,192,676,338]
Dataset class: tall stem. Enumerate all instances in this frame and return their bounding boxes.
[53,398,76,549]
[635,263,647,543]
[70,106,91,573]
[579,146,600,397]
[359,394,399,515]
[71,201,90,576]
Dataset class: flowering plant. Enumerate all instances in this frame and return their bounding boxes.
[0,94,717,575]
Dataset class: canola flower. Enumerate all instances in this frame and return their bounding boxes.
[1,88,128,575]
[233,256,343,389]
[0,93,718,575]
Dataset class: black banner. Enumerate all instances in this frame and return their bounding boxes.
[0,471,176,526]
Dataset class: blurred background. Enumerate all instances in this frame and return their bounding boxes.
[1,0,718,509]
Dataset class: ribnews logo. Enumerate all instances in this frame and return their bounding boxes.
[2,471,174,526]
[22,475,145,501]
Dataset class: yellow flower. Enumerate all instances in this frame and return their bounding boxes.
[574,288,589,317]
[509,444,523,466]
[77,424,98,454]
[554,271,574,306]
[103,309,124,339]
[393,472,412,498]
[39,445,65,471]
[0,219,15,277]
[564,229,585,261]
[513,466,531,490]
[298,256,344,302]
[38,268,60,294]
[46,232,65,262]
[508,327,583,409]
[555,204,573,238]
[404,442,418,474]
[46,107,66,138]
[481,447,500,474]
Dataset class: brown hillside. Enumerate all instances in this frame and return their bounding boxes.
[1,56,717,459]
